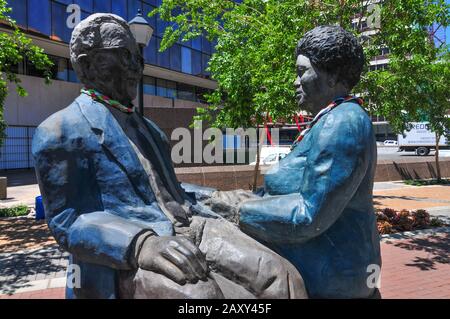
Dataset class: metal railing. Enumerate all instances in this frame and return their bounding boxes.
[0,126,37,170]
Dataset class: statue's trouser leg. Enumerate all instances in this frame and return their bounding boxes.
[194,216,307,299]
[118,216,307,299]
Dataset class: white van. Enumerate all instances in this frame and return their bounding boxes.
[398,122,449,156]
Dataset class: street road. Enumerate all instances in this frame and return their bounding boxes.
[377,146,450,162]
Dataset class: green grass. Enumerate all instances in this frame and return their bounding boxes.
[404,179,450,186]
[0,205,29,217]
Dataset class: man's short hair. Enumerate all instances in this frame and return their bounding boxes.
[70,13,133,65]
[296,25,365,90]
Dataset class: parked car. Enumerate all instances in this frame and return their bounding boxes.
[249,147,290,166]
[383,140,398,146]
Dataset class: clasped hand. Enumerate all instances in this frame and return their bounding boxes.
[136,236,208,285]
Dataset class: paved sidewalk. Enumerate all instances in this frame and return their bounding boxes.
[1,229,448,299]
[0,288,65,299]
[0,245,68,296]
[373,182,450,223]
[0,184,39,209]
[380,230,450,298]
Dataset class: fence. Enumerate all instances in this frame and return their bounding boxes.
[0,126,36,170]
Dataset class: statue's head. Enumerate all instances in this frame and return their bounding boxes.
[70,13,144,106]
[294,25,364,114]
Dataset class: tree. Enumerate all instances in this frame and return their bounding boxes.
[360,0,450,181]
[152,0,366,127]
[150,0,450,183]
[0,0,53,146]
[150,0,366,189]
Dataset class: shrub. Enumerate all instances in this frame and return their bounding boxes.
[393,210,414,231]
[377,221,394,235]
[0,205,29,217]
[430,217,444,228]
[411,209,431,229]
[381,208,397,220]
[375,208,446,234]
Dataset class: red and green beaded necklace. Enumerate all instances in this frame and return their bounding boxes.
[81,88,135,113]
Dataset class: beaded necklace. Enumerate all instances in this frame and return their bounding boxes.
[291,96,363,149]
[81,88,135,113]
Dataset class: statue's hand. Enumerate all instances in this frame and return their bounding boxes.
[136,236,208,285]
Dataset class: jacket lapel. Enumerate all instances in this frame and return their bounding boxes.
[139,118,188,204]
[76,94,154,204]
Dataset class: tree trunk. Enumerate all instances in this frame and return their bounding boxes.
[435,132,441,182]
[252,127,261,192]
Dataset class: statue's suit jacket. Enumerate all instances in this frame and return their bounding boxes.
[239,101,382,298]
[32,94,199,299]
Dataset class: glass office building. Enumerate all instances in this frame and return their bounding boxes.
[5,0,214,102]
[1,0,217,169]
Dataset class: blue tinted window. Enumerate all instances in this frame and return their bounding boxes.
[211,39,217,53]
[127,0,141,20]
[142,3,156,30]
[202,36,212,54]
[81,10,90,21]
[191,37,201,50]
[180,37,192,47]
[156,78,167,97]
[74,0,93,12]
[157,14,170,37]
[111,0,127,19]
[181,47,192,74]
[94,0,112,12]
[170,44,181,72]
[177,83,196,101]
[52,2,72,43]
[202,54,211,77]
[28,0,51,35]
[156,79,176,99]
[68,70,79,83]
[191,50,202,76]
[49,55,68,81]
[144,35,157,64]
[8,0,27,27]
[156,39,170,68]
[143,76,156,95]
[167,81,177,99]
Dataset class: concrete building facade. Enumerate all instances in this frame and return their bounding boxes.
[1,0,216,169]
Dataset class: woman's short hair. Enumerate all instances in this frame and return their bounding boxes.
[296,25,365,90]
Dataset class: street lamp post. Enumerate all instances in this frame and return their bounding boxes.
[128,10,154,116]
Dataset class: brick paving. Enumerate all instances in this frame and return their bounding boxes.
[373,185,450,211]
[0,217,56,253]
[380,232,450,299]
[0,288,65,299]
[0,245,68,296]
